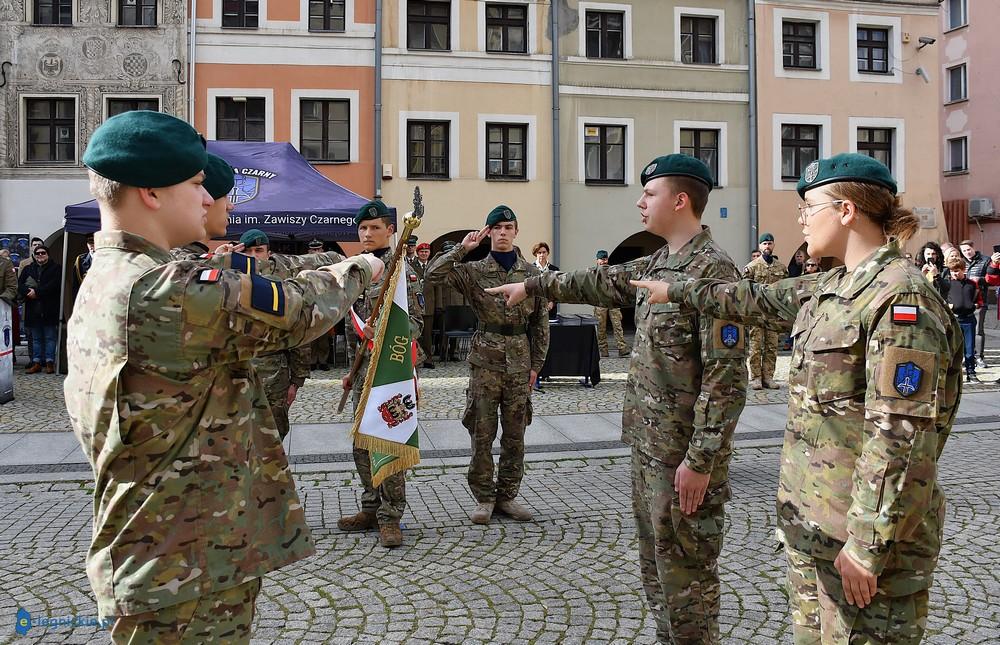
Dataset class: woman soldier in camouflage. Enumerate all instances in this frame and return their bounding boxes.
[633,153,963,644]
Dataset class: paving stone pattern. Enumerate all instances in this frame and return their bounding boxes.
[1,431,998,643]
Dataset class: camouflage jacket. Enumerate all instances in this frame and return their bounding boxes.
[667,241,963,587]
[171,241,212,261]
[0,254,16,303]
[425,246,549,375]
[254,251,345,390]
[347,250,423,391]
[525,227,746,478]
[64,231,371,617]
[743,254,788,284]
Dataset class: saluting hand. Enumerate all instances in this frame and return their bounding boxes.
[214,242,244,254]
[462,226,490,251]
[485,283,528,306]
[835,549,878,609]
[629,279,672,304]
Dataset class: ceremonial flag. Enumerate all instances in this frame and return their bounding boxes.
[351,258,420,486]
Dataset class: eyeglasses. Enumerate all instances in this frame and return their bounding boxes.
[805,263,819,268]
[796,200,845,220]
[34,251,47,256]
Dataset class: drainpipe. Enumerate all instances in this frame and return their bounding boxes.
[188,0,196,123]
[747,0,759,254]
[374,0,383,199]
[550,1,561,266]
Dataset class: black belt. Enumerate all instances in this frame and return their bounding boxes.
[478,323,528,336]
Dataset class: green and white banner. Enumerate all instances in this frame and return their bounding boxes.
[350,258,420,486]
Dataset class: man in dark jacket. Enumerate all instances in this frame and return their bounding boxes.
[17,244,61,373]
[959,240,990,368]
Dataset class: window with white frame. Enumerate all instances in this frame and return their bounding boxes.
[856,26,889,74]
[947,64,967,102]
[222,0,258,28]
[849,117,904,191]
[33,0,72,25]
[679,129,719,186]
[25,97,76,163]
[857,128,892,170]
[584,123,626,184]
[947,137,968,173]
[485,123,527,180]
[675,7,724,66]
[585,10,624,59]
[408,0,451,50]
[781,124,820,181]
[407,121,450,178]
[118,0,156,26]
[774,9,829,80]
[947,0,967,31]
[485,4,528,54]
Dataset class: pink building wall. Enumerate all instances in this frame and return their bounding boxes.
[939,1,1000,250]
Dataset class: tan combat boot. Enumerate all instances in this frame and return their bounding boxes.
[763,379,780,390]
[337,510,378,532]
[470,502,494,525]
[751,379,763,390]
[495,499,533,521]
[379,521,402,548]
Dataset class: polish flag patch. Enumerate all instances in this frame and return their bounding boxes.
[891,304,918,325]
[197,268,221,283]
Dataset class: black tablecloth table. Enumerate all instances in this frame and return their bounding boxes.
[539,316,601,386]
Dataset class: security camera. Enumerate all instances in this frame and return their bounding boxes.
[917,36,937,50]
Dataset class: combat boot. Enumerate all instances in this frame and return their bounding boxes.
[379,521,402,548]
[470,502,494,525]
[763,379,780,389]
[618,347,631,358]
[750,379,763,390]
[600,349,609,358]
[495,499,533,521]
[337,510,378,532]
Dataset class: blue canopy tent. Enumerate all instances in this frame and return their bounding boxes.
[63,141,391,240]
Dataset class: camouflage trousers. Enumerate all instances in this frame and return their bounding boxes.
[785,547,927,645]
[747,326,779,381]
[631,448,725,644]
[350,388,406,523]
[110,578,261,644]
[462,365,532,502]
[264,388,290,441]
[594,306,627,355]
[310,332,330,366]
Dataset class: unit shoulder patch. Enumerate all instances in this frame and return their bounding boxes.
[711,319,744,352]
[249,273,285,316]
[891,304,919,325]
[876,345,935,404]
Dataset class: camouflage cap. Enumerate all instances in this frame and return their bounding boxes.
[83,110,207,188]
[797,153,897,198]
[203,153,235,200]
[486,205,517,227]
[239,228,269,247]
[596,250,609,259]
[355,200,391,226]
[640,154,714,189]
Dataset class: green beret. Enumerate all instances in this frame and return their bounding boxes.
[759,233,774,243]
[203,153,235,200]
[407,235,418,245]
[640,154,714,189]
[356,200,391,226]
[239,229,269,247]
[596,250,609,259]
[486,205,517,227]
[308,239,324,249]
[797,153,897,199]
[83,110,207,188]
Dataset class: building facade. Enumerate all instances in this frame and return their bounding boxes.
[377,0,554,254]
[557,0,751,275]
[939,0,1000,248]
[0,0,189,243]
[755,0,948,261]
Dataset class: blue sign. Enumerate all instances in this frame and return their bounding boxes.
[231,174,260,205]
[720,207,728,219]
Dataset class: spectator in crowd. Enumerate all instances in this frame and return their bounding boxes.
[986,250,1000,287]
[532,242,559,273]
[17,244,61,374]
[745,249,761,272]
[946,255,984,382]
[18,237,43,272]
[72,234,96,298]
[802,258,821,275]
[959,240,991,369]
[787,248,808,277]
[916,241,949,299]
[2,249,19,363]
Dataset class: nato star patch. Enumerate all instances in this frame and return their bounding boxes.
[893,361,923,397]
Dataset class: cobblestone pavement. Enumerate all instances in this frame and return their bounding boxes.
[5,345,1000,433]
[2,430,999,643]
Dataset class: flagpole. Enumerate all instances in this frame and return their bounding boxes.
[337,187,424,413]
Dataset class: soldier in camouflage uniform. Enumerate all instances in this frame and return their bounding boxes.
[170,153,237,261]
[639,154,963,644]
[593,249,630,357]
[64,110,379,643]
[743,233,788,389]
[239,229,346,439]
[488,156,747,644]
[425,205,549,525]
[307,239,334,370]
[413,242,436,367]
[337,200,423,548]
